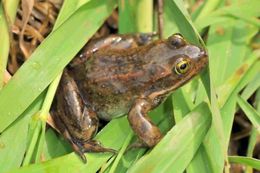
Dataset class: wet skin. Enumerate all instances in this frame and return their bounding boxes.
[52,33,208,162]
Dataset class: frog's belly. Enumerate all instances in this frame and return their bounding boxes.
[79,74,142,120]
[94,100,131,121]
[97,108,126,121]
[80,88,134,121]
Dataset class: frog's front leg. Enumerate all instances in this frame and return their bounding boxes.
[128,98,162,147]
[52,70,114,163]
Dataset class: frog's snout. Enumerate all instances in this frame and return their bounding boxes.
[197,48,209,68]
[199,48,208,58]
[184,45,207,61]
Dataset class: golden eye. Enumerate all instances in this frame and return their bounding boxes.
[175,60,190,74]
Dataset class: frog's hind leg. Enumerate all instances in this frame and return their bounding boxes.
[52,70,115,163]
[51,113,88,162]
[52,110,115,163]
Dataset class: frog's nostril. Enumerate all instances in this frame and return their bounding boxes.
[199,49,208,57]
[199,49,209,67]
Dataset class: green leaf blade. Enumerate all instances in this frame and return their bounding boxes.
[237,95,260,132]
[229,156,260,170]
[128,102,212,173]
[0,0,117,132]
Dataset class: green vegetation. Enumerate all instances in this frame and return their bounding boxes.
[0,0,259,172]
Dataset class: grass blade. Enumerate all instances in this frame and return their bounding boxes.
[108,99,174,173]
[118,0,137,33]
[246,127,258,173]
[29,0,87,164]
[0,0,117,132]
[0,0,19,89]
[8,117,130,173]
[42,128,72,160]
[229,156,260,170]
[128,102,211,173]
[194,0,223,21]
[0,94,44,173]
[237,95,260,132]
[164,0,202,45]
[195,0,260,30]
[241,75,260,100]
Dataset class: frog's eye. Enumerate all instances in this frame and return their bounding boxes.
[175,60,190,74]
[174,33,183,37]
[168,34,186,49]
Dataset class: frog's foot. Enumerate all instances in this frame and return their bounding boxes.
[80,140,117,153]
[127,141,144,150]
[72,139,117,163]
[126,139,148,152]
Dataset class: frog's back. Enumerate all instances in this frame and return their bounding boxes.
[70,39,184,120]
[72,47,153,120]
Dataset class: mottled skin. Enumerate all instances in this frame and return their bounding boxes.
[52,33,208,163]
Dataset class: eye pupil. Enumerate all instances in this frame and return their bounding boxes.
[180,63,187,70]
[174,60,190,75]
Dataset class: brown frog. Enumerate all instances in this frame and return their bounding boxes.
[52,33,208,163]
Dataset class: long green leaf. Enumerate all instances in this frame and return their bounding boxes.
[195,0,260,30]
[118,0,137,33]
[106,1,154,172]
[8,96,173,173]
[229,156,260,170]
[194,0,223,21]
[0,0,117,132]
[237,95,260,132]
[163,1,222,173]
[164,0,202,45]
[29,0,87,164]
[241,75,260,100]
[0,94,44,173]
[128,102,211,173]
[8,117,129,173]
[0,0,19,89]
[108,98,174,173]
[42,128,72,160]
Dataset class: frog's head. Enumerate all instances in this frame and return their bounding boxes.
[166,33,208,78]
[147,33,208,96]
[165,33,208,90]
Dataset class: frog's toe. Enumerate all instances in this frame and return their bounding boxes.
[126,139,148,152]
[72,139,116,163]
[70,141,87,163]
[81,140,117,154]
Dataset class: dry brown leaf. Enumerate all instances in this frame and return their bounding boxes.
[19,0,34,58]
[4,70,11,85]
[46,114,60,134]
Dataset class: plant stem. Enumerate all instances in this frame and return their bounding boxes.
[24,0,82,163]
[136,0,153,32]
[0,0,19,89]
[108,132,134,173]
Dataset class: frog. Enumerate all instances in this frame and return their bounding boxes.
[51,33,208,163]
